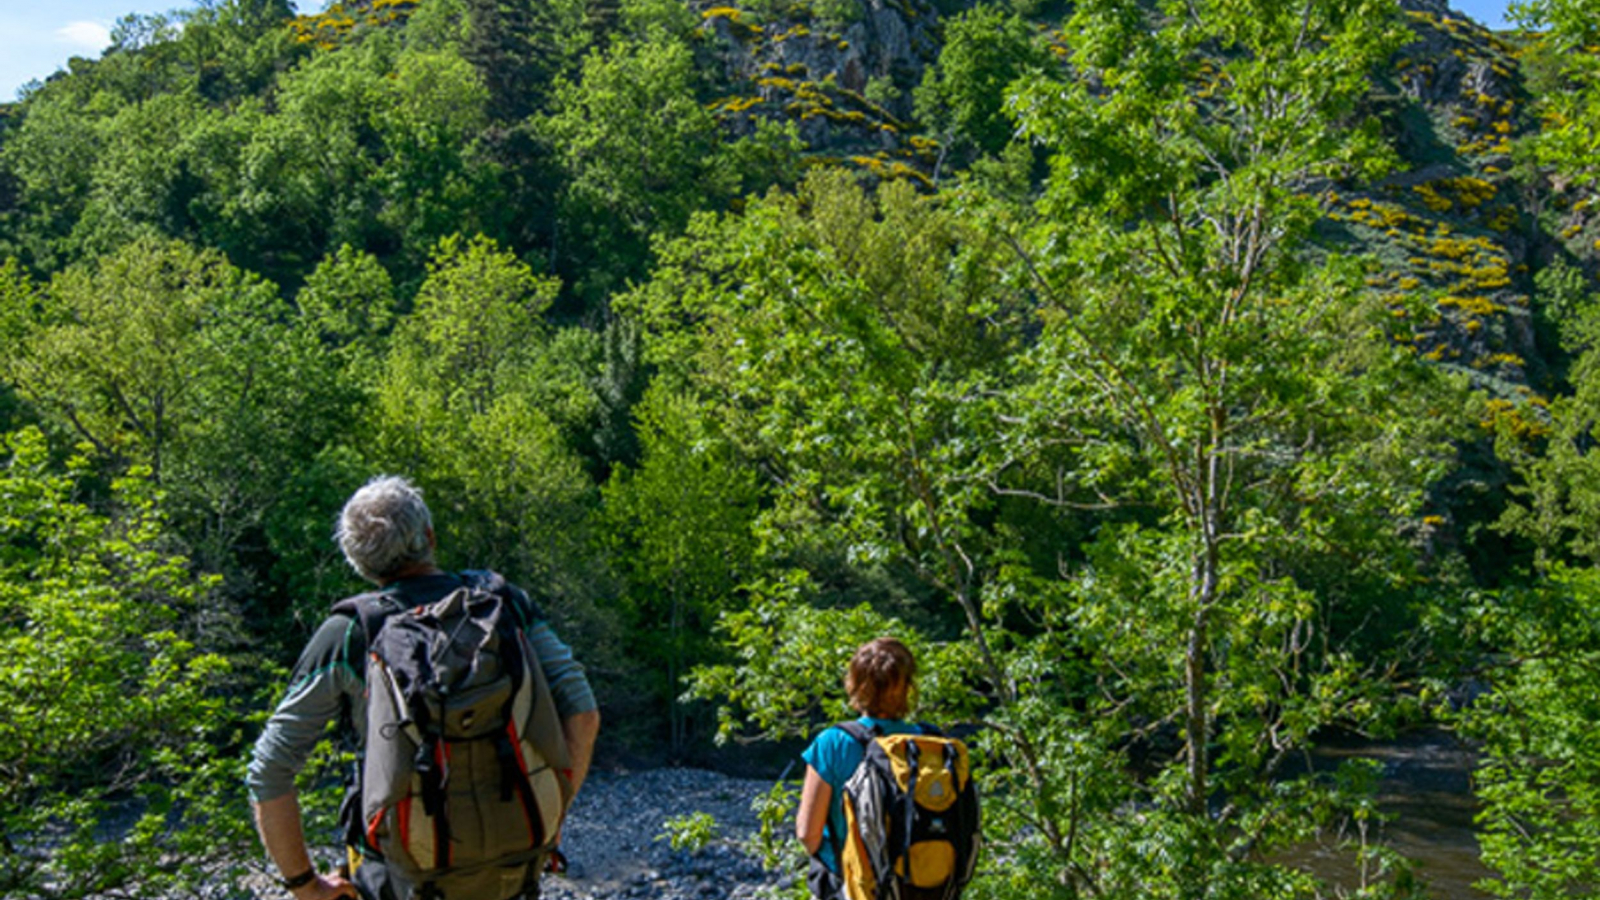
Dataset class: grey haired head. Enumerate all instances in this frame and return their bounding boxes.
[336,475,435,583]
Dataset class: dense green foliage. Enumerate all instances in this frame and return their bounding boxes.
[0,428,253,897]
[0,0,1597,896]
[1445,4,1600,898]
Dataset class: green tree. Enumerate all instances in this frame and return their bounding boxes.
[3,237,277,480]
[1458,5,1600,896]
[68,92,219,256]
[1006,0,1420,811]
[366,235,632,706]
[254,246,401,608]
[295,243,399,367]
[601,385,760,752]
[370,50,498,268]
[626,167,1033,798]
[0,427,246,899]
[617,0,698,42]
[0,0,303,271]
[371,234,605,609]
[626,170,1029,646]
[1455,567,1600,900]
[463,0,589,120]
[541,35,736,303]
[1470,248,1600,900]
[227,41,495,283]
[0,83,105,269]
[0,238,353,611]
[1511,0,1600,194]
[912,6,1049,168]
[974,0,1455,891]
[165,0,299,103]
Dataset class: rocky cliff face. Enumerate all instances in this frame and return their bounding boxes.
[1354,6,1545,398]
[699,0,945,182]
[696,0,1593,410]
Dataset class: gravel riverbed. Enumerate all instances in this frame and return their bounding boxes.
[238,768,793,900]
[540,768,791,900]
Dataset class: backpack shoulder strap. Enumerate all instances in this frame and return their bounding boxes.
[835,720,877,745]
[915,722,945,737]
[330,589,402,657]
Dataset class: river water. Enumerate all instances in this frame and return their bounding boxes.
[1279,729,1494,899]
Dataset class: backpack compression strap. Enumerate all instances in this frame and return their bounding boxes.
[945,743,976,900]
[898,740,923,893]
[490,619,548,847]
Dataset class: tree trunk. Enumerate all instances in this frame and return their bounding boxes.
[1184,587,1210,817]
[1186,501,1220,817]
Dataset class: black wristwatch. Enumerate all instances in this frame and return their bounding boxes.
[279,867,317,892]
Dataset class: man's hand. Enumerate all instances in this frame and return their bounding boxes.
[291,873,358,900]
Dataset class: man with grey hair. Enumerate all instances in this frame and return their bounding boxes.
[248,476,601,900]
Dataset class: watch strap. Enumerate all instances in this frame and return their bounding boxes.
[279,867,317,891]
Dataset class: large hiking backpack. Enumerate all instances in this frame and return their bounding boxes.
[335,576,573,900]
[834,722,981,900]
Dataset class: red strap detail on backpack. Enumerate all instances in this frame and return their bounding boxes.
[366,809,383,851]
[398,797,412,847]
[506,722,530,775]
[505,721,539,848]
[435,742,452,867]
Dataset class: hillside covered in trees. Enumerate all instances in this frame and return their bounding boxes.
[1,0,1599,896]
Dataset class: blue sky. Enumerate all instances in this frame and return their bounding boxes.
[1,0,1519,104]
[0,0,331,102]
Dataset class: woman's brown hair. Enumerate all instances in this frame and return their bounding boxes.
[845,637,916,719]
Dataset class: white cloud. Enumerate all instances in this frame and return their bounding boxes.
[55,21,111,53]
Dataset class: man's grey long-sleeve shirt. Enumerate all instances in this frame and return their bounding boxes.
[247,571,596,803]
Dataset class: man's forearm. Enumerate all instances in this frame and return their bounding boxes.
[562,709,600,796]
[253,792,314,879]
[252,792,356,900]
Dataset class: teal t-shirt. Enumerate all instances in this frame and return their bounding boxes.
[801,716,922,874]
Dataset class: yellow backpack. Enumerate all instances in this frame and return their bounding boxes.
[835,722,981,900]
